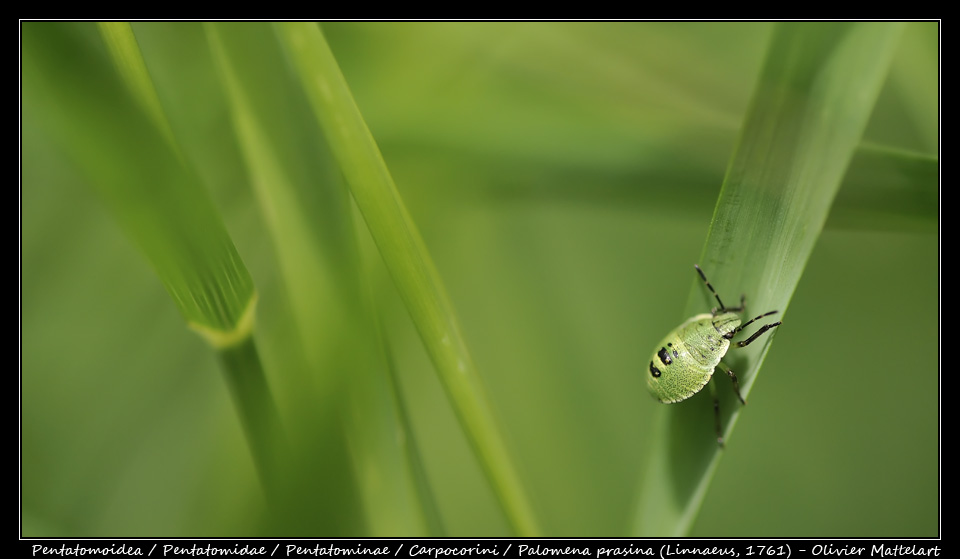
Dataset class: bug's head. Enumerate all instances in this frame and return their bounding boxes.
[711,311,742,339]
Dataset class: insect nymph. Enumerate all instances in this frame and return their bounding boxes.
[647,265,781,446]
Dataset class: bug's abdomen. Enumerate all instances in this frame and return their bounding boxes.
[646,315,731,404]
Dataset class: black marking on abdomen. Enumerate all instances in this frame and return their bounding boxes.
[658,347,672,365]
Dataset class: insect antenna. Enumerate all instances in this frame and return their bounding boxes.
[695,264,726,311]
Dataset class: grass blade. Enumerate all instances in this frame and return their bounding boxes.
[23,22,281,491]
[273,21,541,536]
[204,22,434,534]
[95,22,178,152]
[827,144,938,232]
[632,22,905,536]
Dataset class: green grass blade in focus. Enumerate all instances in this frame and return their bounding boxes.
[633,22,905,537]
[23,22,281,489]
[273,22,541,536]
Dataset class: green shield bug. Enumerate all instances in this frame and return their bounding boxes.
[647,265,781,446]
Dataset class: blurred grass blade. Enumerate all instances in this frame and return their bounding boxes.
[633,22,904,536]
[204,22,429,535]
[827,144,937,232]
[24,22,254,334]
[274,22,541,536]
[373,303,448,536]
[23,22,281,489]
[469,141,937,234]
[95,22,178,151]
[204,22,350,380]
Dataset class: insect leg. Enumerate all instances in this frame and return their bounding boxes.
[736,318,782,347]
[725,294,746,314]
[717,361,746,405]
[709,379,724,448]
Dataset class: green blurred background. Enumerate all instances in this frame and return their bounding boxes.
[21,22,938,537]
